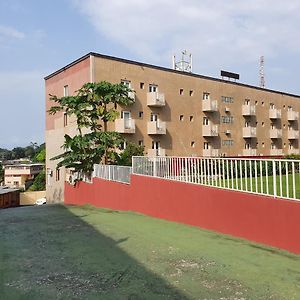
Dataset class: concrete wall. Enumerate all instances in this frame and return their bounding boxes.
[20,191,46,206]
[65,175,300,254]
[45,56,91,203]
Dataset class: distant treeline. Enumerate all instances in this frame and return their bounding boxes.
[0,143,45,161]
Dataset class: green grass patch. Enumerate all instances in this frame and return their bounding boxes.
[1,205,300,299]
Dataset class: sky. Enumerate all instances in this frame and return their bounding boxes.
[0,0,300,149]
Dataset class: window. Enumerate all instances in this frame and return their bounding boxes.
[179,88,184,95]
[221,116,234,124]
[189,116,194,122]
[151,113,158,122]
[245,143,251,149]
[262,142,265,148]
[121,111,131,119]
[121,80,131,88]
[255,101,258,105]
[190,141,195,148]
[152,141,160,149]
[140,82,144,89]
[138,140,144,146]
[244,99,250,105]
[203,92,210,100]
[288,106,292,111]
[222,140,234,146]
[189,90,194,96]
[245,121,250,127]
[203,142,210,149]
[270,103,275,109]
[221,96,233,103]
[119,141,127,150]
[262,122,265,127]
[203,117,209,125]
[139,111,143,118]
[56,169,60,181]
[63,85,69,97]
[179,115,184,121]
[63,113,68,127]
[149,84,157,92]
[270,123,275,129]
[271,143,276,149]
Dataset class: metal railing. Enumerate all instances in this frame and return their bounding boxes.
[93,164,132,184]
[132,156,300,201]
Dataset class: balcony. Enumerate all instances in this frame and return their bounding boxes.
[147,92,165,107]
[288,129,299,140]
[242,104,256,116]
[243,149,257,156]
[202,124,218,137]
[243,127,257,138]
[115,118,135,134]
[269,108,281,119]
[202,99,218,112]
[128,91,135,101]
[147,148,166,157]
[270,149,283,156]
[269,128,282,139]
[202,148,219,157]
[287,110,299,121]
[288,148,299,155]
[147,121,166,135]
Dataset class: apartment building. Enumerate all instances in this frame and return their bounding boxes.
[45,52,300,202]
[4,163,44,190]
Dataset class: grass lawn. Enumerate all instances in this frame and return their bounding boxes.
[1,205,300,299]
[210,173,300,199]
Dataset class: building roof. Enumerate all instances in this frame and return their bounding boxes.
[4,163,44,168]
[0,187,19,195]
[44,52,300,99]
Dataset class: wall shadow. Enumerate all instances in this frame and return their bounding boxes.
[0,205,188,300]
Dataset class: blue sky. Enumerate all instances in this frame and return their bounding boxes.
[0,0,300,149]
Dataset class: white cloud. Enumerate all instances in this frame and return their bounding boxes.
[0,25,25,40]
[73,0,300,84]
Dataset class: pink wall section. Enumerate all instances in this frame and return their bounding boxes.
[65,175,300,254]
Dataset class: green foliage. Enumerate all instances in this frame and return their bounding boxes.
[285,154,300,160]
[27,170,46,191]
[48,81,135,174]
[116,142,144,166]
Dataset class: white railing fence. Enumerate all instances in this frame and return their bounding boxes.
[132,156,300,201]
[93,164,132,184]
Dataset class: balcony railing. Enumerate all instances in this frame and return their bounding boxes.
[147,121,166,135]
[243,149,257,156]
[288,148,299,155]
[115,118,135,134]
[288,130,299,140]
[243,127,257,138]
[269,108,281,119]
[270,128,282,139]
[202,148,219,157]
[147,92,165,107]
[147,148,166,157]
[287,110,299,121]
[202,124,218,137]
[202,99,218,112]
[242,104,256,116]
[270,149,283,156]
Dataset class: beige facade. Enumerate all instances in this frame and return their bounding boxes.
[45,52,300,202]
[4,163,44,189]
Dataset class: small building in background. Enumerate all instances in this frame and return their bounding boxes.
[4,163,44,190]
[0,187,20,208]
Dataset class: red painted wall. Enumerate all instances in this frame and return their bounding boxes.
[65,175,300,254]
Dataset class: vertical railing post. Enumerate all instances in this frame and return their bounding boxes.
[272,160,277,198]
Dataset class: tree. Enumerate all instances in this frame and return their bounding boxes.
[28,170,46,191]
[0,162,4,184]
[116,142,144,166]
[11,147,25,159]
[48,81,134,175]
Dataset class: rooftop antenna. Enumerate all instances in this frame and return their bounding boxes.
[259,56,265,88]
[173,50,193,73]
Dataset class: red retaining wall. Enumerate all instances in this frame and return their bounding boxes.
[65,175,300,254]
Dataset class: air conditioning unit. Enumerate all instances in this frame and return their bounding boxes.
[225,130,231,135]
[225,107,230,112]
